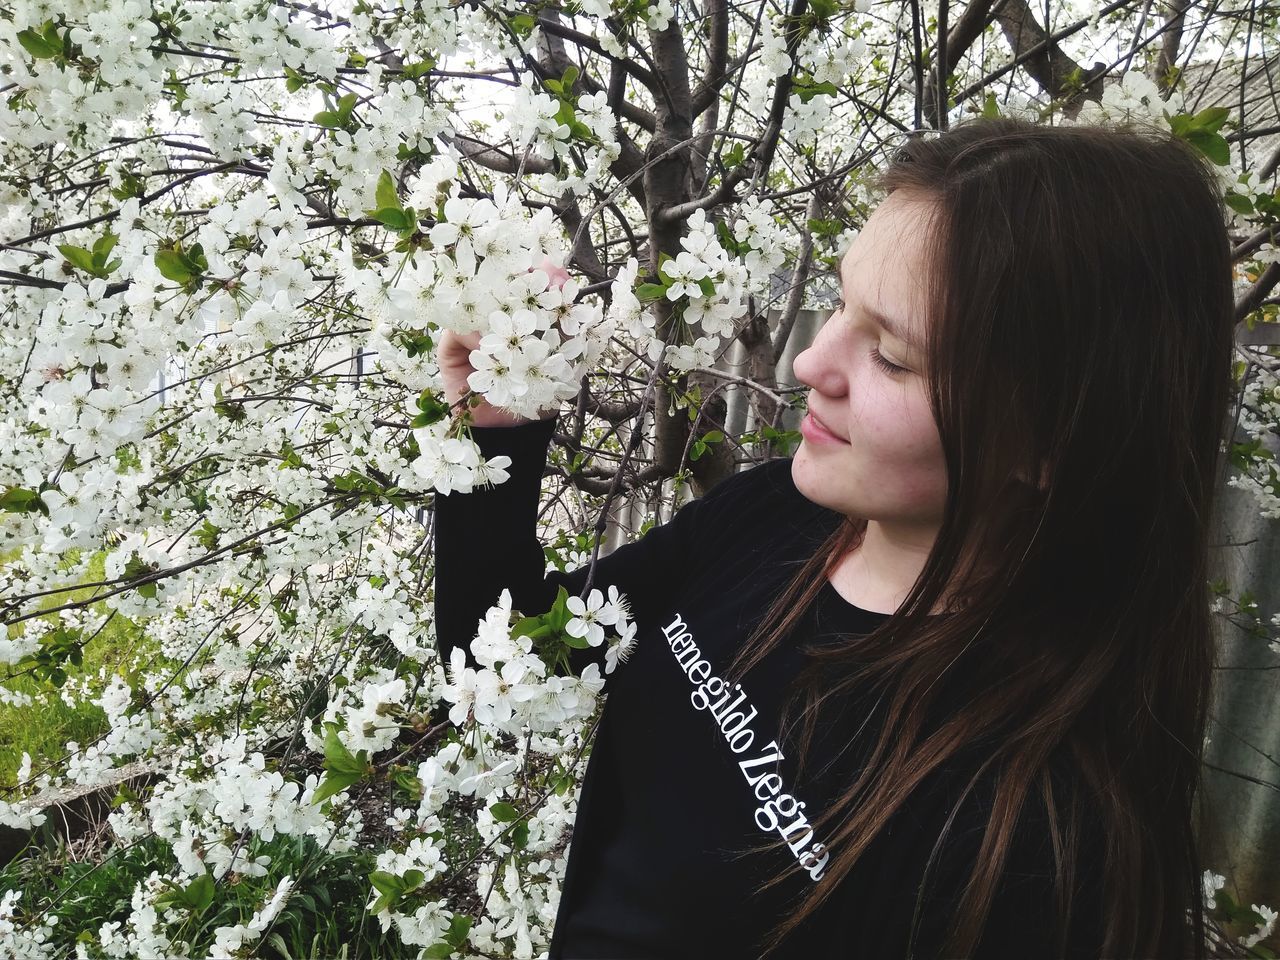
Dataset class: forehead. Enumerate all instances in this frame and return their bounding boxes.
[837,196,933,348]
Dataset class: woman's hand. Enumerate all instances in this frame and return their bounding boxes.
[437,329,549,428]
[437,255,575,428]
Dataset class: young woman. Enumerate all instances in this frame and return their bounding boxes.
[433,115,1236,959]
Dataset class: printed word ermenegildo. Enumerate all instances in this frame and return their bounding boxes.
[661,612,830,882]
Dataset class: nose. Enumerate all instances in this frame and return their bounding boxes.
[792,314,845,396]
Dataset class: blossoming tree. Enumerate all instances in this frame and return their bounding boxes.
[1,0,1278,956]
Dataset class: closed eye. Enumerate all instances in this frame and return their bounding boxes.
[869,347,908,376]
[834,298,910,376]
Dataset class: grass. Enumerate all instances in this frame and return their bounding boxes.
[0,545,152,789]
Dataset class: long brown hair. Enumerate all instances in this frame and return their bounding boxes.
[722,115,1236,958]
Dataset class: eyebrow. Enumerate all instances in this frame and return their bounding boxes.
[837,258,917,348]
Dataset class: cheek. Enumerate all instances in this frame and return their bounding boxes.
[853,392,946,489]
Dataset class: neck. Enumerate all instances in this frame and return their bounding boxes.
[828,518,946,615]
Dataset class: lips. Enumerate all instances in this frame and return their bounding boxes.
[807,409,845,442]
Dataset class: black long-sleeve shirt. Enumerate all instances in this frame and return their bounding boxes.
[432,415,1105,960]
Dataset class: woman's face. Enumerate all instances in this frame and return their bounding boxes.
[790,191,948,537]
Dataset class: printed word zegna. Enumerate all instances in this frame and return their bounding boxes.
[661,612,830,882]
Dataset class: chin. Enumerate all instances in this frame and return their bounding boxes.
[789,453,837,511]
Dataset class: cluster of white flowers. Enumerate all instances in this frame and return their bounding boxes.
[1069,70,1186,129]
[62,675,164,788]
[653,208,752,372]
[440,587,624,736]
[760,15,793,76]
[801,25,870,86]
[1200,869,1280,950]
[373,892,455,949]
[0,889,59,960]
[1242,902,1280,950]
[348,568,437,661]
[469,860,549,959]
[96,872,181,960]
[1064,64,1268,221]
[333,671,411,756]
[732,194,788,293]
[1204,867,1227,903]
[0,615,45,668]
[530,89,624,200]
[508,83,576,163]
[409,420,515,496]
[0,752,50,830]
[1226,367,1280,519]
[145,735,330,880]
[208,876,296,959]
[644,0,675,30]
[0,5,160,151]
[786,89,834,142]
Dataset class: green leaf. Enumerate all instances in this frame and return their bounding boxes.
[154,249,193,285]
[316,723,370,799]
[489,800,520,822]
[266,933,295,960]
[370,871,402,897]
[58,244,98,275]
[311,769,362,805]
[111,170,146,202]
[17,26,61,60]
[93,230,118,264]
[791,78,838,103]
[510,13,536,35]
[510,615,545,640]
[1191,105,1231,133]
[806,217,843,239]
[1185,130,1230,165]
[0,487,46,514]
[313,110,342,128]
[375,170,399,212]
[371,207,411,231]
[1224,192,1254,216]
[402,58,435,79]
[423,945,455,959]
[554,99,576,129]
[166,74,189,110]
[413,389,450,426]
[635,282,669,302]
[187,872,215,911]
[444,914,473,947]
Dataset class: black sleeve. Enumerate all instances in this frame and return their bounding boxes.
[430,415,729,689]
